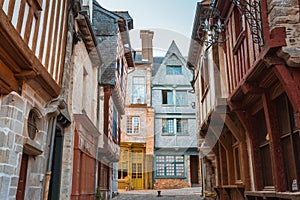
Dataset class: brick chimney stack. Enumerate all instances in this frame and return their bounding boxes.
[140,30,154,64]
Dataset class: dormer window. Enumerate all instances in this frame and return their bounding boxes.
[166,65,182,75]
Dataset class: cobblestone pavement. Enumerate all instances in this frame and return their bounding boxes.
[113,187,204,200]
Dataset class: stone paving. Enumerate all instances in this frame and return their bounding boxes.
[113,187,205,200]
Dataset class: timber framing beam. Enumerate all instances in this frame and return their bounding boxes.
[273,65,300,126]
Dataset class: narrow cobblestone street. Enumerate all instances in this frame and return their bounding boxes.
[113,187,204,200]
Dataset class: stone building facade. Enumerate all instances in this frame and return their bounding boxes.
[0,0,70,199]
[188,0,300,199]
[152,41,200,189]
[118,30,155,190]
[92,1,135,198]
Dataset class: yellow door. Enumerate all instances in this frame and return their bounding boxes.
[131,151,143,189]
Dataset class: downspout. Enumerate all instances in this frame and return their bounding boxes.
[43,116,57,200]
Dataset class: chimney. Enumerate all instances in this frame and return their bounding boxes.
[140,30,154,64]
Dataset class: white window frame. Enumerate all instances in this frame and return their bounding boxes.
[127,116,140,134]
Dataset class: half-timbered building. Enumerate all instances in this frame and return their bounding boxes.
[188,0,300,199]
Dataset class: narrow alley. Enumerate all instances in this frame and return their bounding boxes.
[113,187,204,200]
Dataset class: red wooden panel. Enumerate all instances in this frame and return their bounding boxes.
[17,154,29,200]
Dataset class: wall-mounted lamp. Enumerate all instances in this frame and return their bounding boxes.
[197,3,225,47]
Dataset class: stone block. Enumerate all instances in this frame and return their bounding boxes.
[10,176,19,187]
[0,117,11,128]
[9,187,16,196]
[1,92,24,110]
[0,130,8,147]
[4,164,16,175]
[7,132,15,149]
[8,150,18,166]
[28,173,41,187]
[0,149,9,163]
[14,134,23,146]
[13,144,23,153]
[0,176,10,199]
[27,187,41,200]
[10,120,23,136]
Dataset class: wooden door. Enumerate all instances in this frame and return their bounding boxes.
[17,154,29,200]
[131,151,143,189]
[190,155,199,186]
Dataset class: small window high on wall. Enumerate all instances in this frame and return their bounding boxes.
[132,77,146,104]
[166,65,182,75]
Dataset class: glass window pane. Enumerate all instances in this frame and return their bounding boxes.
[132,77,146,104]
[162,90,173,104]
[176,91,187,105]
[166,66,182,75]
[162,119,174,134]
[127,116,140,134]
[177,119,188,134]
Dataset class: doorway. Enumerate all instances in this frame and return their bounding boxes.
[131,151,143,189]
[190,155,199,187]
[48,128,64,200]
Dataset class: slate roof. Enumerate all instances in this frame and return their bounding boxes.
[92,0,134,85]
[152,57,164,76]
[112,11,134,30]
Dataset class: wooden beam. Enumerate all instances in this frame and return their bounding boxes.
[235,110,264,190]
[274,65,300,127]
[262,93,287,192]
[220,113,245,142]
[241,82,264,95]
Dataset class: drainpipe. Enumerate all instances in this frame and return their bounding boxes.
[43,116,57,200]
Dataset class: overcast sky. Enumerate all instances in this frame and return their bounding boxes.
[96,0,199,56]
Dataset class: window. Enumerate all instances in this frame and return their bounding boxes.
[162,119,174,134]
[27,109,39,140]
[162,90,173,104]
[156,155,185,177]
[234,7,244,40]
[113,107,118,139]
[175,91,188,105]
[176,119,188,134]
[234,146,241,181]
[132,77,146,104]
[162,90,188,105]
[255,110,274,187]
[162,118,188,134]
[118,150,128,179]
[127,116,140,134]
[276,94,300,191]
[166,65,182,75]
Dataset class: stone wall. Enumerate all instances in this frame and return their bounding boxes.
[154,178,190,189]
[0,86,50,200]
[0,92,25,200]
[268,0,300,66]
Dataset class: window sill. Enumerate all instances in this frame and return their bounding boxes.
[161,134,175,136]
[176,133,190,136]
[126,133,140,135]
[156,176,186,179]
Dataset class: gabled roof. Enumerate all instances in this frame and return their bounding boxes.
[152,41,192,86]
